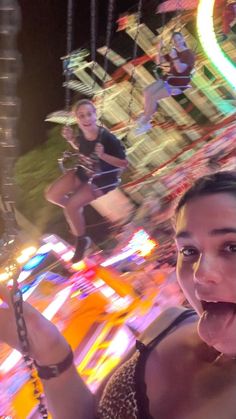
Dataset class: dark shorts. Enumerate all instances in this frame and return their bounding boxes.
[75,166,118,195]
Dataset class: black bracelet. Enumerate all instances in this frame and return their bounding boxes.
[34,347,74,380]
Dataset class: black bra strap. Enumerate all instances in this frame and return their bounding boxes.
[135,309,196,419]
[147,309,196,351]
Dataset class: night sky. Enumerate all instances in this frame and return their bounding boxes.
[17,0,138,154]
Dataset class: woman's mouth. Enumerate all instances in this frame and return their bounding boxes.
[198,301,236,346]
[201,300,236,313]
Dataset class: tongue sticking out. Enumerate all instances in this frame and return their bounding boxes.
[198,302,236,345]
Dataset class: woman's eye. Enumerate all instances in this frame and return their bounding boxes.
[223,244,236,253]
[179,247,197,257]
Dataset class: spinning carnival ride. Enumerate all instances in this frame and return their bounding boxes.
[1,0,236,417]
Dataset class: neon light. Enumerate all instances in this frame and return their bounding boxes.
[0,287,71,373]
[106,328,130,357]
[16,246,37,264]
[101,249,134,267]
[52,242,67,254]
[42,286,71,320]
[139,238,157,257]
[17,270,32,284]
[197,0,236,90]
[36,243,52,254]
[0,350,21,374]
[22,253,48,271]
[61,250,74,262]
[0,272,9,282]
[71,260,86,270]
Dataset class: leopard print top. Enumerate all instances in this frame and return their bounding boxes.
[97,310,196,419]
[97,351,141,419]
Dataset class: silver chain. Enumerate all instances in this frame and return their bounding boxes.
[90,0,97,89]
[99,0,116,123]
[11,267,48,417]
[65,0,74,112]
[127,0,143,124]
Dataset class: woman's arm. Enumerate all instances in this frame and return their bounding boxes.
[61,126,79,151]
[169,48,188,73]
[155,40,166,66]
[0,285,96,419]
[171,58,188,73]
[41,363,95,419]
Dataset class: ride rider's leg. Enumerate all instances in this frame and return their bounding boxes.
[45,169,81,208]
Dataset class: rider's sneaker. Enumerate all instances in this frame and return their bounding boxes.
[134,121,152,135]
[72,236,91,264]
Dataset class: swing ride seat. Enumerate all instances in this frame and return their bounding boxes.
[153,67,195,92]
[166,68,195,91]
[58,151,134,226]
[58,151,122,193]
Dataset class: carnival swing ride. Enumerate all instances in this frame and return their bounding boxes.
[1,0,236,417]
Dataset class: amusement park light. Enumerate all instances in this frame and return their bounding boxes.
[0,286,72,374]
[197,0,236,90]
[16,246,37,264]
[0,272,9,282]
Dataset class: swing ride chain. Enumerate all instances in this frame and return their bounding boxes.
[65,0,74,111]
[99,0,116,123]
[127,0,143,123]
[90,0,97,89]
[103,0,115,77]
[11,274,48,418]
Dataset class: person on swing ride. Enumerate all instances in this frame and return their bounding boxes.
[135,31,195,135]
[222,0,236,38]
[2,170,236,418]
[45,99,127,263]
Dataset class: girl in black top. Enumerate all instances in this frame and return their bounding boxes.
[45,99,127,263]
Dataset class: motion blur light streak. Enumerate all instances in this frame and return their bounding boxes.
[22,253,48,271]
[197,0,236,90]
[0,287,72,374]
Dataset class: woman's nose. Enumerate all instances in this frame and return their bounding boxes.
[193,254,222,285]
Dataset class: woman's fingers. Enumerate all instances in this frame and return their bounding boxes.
[62,126,74,141]
[0,283,12,307]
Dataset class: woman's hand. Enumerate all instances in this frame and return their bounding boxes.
[61,126,79,150]
[0,285,96,419]
[0,284,70,365]
[62,126,75,143]
[169,48,178,60]
[95,143,104,159]
[157,39,164,52]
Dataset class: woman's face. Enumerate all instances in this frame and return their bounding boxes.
[172,34,185,50]
[175,193,236,356]
[75,104,97,132]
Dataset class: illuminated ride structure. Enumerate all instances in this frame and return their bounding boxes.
[1,0,236,417]
[46,0,236,208]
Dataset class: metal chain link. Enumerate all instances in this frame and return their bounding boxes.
[99,0,116,123]
[11,270,48,418]
[127,0,143,124]
[175,0,183,31]
[65,0,74,112]
[90,0,97,89]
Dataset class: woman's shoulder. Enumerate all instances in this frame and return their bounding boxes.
[140,306,195,346]
[100,127,117,142]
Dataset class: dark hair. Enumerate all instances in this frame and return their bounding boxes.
[73,99,96,113]
[176,171,236,214]
[172,31,187,47]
